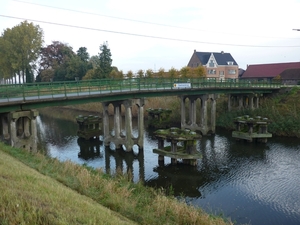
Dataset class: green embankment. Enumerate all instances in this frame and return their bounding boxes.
[0,143,232,225]
[0,146,136,225]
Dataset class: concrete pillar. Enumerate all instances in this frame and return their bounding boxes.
[135,98,145,149]
[124,100,133,151]
[190,98,197,127]
[249,95,254,110]
[238,96,243,110]
[228,94,231,111]
[210,97,216,134]
[102,103,110,140]
[6,110,38,151]
[255,96,259,109]
[113,103,121,138]
[180,96,186,127]
[1,115,9,140]
[200,95,208,135]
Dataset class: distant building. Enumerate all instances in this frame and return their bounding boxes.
[241,62,300,81]
[187,50,239,80]
[280,68,300,85]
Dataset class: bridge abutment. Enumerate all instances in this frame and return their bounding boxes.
[102,98,144,151]
[0,110,38,152]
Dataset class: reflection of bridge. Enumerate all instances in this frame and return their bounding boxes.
[0,78,280,152]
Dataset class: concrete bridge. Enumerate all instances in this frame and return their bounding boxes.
[0,78,280,152]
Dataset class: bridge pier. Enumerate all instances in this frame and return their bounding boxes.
[181,94,218,135]
[102,98,144,151]
[228,94,260,111]
[0,110,39,152]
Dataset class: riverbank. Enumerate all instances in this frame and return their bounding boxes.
[0,143,232,225]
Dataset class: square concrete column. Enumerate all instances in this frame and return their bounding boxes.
[200,95,208,135]
[102,103,110,138]
[180,96,186,128]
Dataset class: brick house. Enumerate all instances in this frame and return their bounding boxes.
[187,50,239,81]
[241,62,300,81]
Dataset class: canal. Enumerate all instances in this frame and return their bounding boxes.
[37,112,300,225]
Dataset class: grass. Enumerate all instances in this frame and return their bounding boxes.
[0,143,233,225]
[0,147,135,225]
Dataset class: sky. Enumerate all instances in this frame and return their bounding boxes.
[1,0,300,74]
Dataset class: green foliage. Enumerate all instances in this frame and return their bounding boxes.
[0,20,44,83]
[93,42,112,79]
[217,89,300,137]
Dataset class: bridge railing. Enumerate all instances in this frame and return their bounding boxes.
[0,78,281,102]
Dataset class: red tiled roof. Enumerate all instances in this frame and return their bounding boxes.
[242,62,300,78]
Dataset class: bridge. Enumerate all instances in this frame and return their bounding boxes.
[0,77,280,153]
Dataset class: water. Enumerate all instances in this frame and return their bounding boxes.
[37,113,300,225]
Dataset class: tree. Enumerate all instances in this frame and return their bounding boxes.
[127,70,134,79]
[137,69,144,78]
[0,20,44,83]
[77,47,89,62]
[93,42,113,79]
[37,41,75,81]
[145,69,154,78]
[168,67,178,78]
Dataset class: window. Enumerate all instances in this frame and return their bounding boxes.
[219,71,224,76]
[227,61,234,65]
[208,69,216,74]
[209,60,215,67]
[228,69,236,74]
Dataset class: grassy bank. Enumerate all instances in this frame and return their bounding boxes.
[0,143,232,225]
[0,145,135,225]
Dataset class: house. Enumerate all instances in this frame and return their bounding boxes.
[241,62,300,81]
[279,68,300,85]
[187,50,239,80]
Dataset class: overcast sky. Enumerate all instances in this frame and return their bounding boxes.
[1,0,300,73]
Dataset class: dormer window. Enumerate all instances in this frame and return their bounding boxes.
[227,61,234,65]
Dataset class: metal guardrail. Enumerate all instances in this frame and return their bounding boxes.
[0,78,281,102]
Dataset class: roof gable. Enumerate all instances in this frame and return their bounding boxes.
[195,51,238,66]
[242,62,300,78]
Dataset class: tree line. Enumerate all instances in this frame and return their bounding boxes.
[0,21,206,84]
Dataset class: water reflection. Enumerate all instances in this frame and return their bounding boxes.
[37,113,300,225]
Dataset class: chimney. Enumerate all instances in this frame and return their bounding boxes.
[194,49,196,53]
[221,51,224,54]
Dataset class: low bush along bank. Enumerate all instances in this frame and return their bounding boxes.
[0,143,233,225]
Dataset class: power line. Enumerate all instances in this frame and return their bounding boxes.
[1,14,300,48]
[11,0,300,40]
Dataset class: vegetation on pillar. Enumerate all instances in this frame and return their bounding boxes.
[0,20,44,84]
[93,42,113,79]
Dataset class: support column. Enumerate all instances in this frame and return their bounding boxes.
[249,95,254,110]
[190,97,197,127]
[238,96,243,110]
[210,97,216,134]
[135,98,145,149]
[113,103,121,138]
[200,95,208,135]
[228,94,231,111]
[6,110,39,151]
[102,103,110,146]
[180,96,186,128]
[124,100,133,151]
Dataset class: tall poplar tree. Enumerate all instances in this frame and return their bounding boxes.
[0,21,43,83]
